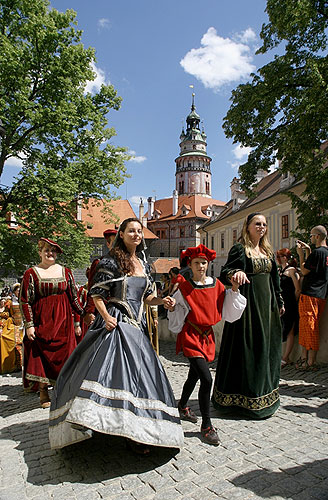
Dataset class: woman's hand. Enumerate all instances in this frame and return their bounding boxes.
[231,271,250,286]
[75,325,82,336]
[279,306,285,317]
[26,326,36,341]
[163,296,176,311]
[104,315,117,331]
[83,313,95,326]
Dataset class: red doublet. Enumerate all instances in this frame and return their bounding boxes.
[176,278,225,362]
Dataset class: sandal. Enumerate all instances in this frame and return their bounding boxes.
[39,388,51,409]
[306,362,320,372]
[295,357,307,370]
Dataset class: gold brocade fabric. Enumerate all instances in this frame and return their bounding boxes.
[212,385,280,411]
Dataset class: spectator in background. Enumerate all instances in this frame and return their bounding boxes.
[296,225,328,371]
[276,249,301,367]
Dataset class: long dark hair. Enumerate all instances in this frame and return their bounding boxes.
[110,218,143,275]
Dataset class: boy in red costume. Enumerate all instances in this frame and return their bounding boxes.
[168,244,246,445]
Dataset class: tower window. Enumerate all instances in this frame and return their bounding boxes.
[205,182,210,195]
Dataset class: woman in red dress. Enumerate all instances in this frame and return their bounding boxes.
[20,238,84,408]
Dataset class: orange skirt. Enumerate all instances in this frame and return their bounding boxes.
[298,294,326,351]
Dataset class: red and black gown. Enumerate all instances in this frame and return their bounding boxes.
[20,266,84,387]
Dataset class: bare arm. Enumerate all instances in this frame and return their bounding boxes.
[290,268,301,300]
[92,296,117,331]
[296,240,311,276]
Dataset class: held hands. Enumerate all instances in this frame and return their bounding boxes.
[231,271,250,287]
[26,327,36,341]
[163,296,176,311]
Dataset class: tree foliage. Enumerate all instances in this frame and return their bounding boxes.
[223,0,328,232]
[0,0,129,275]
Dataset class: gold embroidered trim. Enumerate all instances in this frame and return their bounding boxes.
[213,385,279,411]
[252,257,272,274]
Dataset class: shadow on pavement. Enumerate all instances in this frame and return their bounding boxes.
[231,458,328,499]
[0,383,41,417]
[282,402,328,420]
[0,419,179,486]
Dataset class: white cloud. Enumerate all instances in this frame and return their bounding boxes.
[232,144,252,160]
[98,18,110,30]
[236,28,257,44]
[5,153,27,169]
[130,195,148,206]
[128,150,147,163]
[180,27,256,91]
[85,62,108,94]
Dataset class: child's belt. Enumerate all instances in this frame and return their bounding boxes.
[187,320,212,344]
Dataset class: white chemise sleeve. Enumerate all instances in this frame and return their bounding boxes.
[222,289,247,323]
[167,289,190,334]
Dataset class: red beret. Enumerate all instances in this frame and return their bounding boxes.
[103,229,118,238]
[181,244,216,264]
[39,237,63,254]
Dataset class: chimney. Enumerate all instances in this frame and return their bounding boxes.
[76,196,82,221]
[147,196,154,219]
[139,197,144,220]
[173,189,178,216]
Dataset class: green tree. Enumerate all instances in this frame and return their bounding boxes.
[0,0,129,275]
[223,0,328,232]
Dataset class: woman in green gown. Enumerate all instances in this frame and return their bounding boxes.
[212,213,284,419]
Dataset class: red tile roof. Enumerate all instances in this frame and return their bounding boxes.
[81,198,157,239]
[146,195,225,222]
[151,258,180,274]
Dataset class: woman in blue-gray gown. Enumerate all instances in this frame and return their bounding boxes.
[49,218,184,452]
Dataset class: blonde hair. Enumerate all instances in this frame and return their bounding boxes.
[38,240,49,252]
[37,240,57,252]
[240,214,274,258]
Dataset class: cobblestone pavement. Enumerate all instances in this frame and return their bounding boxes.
[1,340,328,500]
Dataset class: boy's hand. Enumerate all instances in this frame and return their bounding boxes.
[163,296,175,311]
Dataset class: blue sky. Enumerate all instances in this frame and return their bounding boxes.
[4,0,274,211]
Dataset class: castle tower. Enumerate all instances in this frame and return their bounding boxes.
[175,94,212,198]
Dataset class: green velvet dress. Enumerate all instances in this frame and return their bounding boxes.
[212,243,283,419]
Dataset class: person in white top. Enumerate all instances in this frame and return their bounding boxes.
[167,244,246,446]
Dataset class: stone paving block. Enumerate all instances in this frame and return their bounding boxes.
[130,483,155,499]
[109,493,135,500]
[145,473,176,491]
[207,479,234,496]
[0,488,28,500]
[152,488,183,500]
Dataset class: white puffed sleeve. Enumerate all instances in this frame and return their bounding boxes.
[221,289,247,323]
[167,289,190,334]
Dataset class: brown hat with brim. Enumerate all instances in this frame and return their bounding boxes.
[39,237,63,254]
